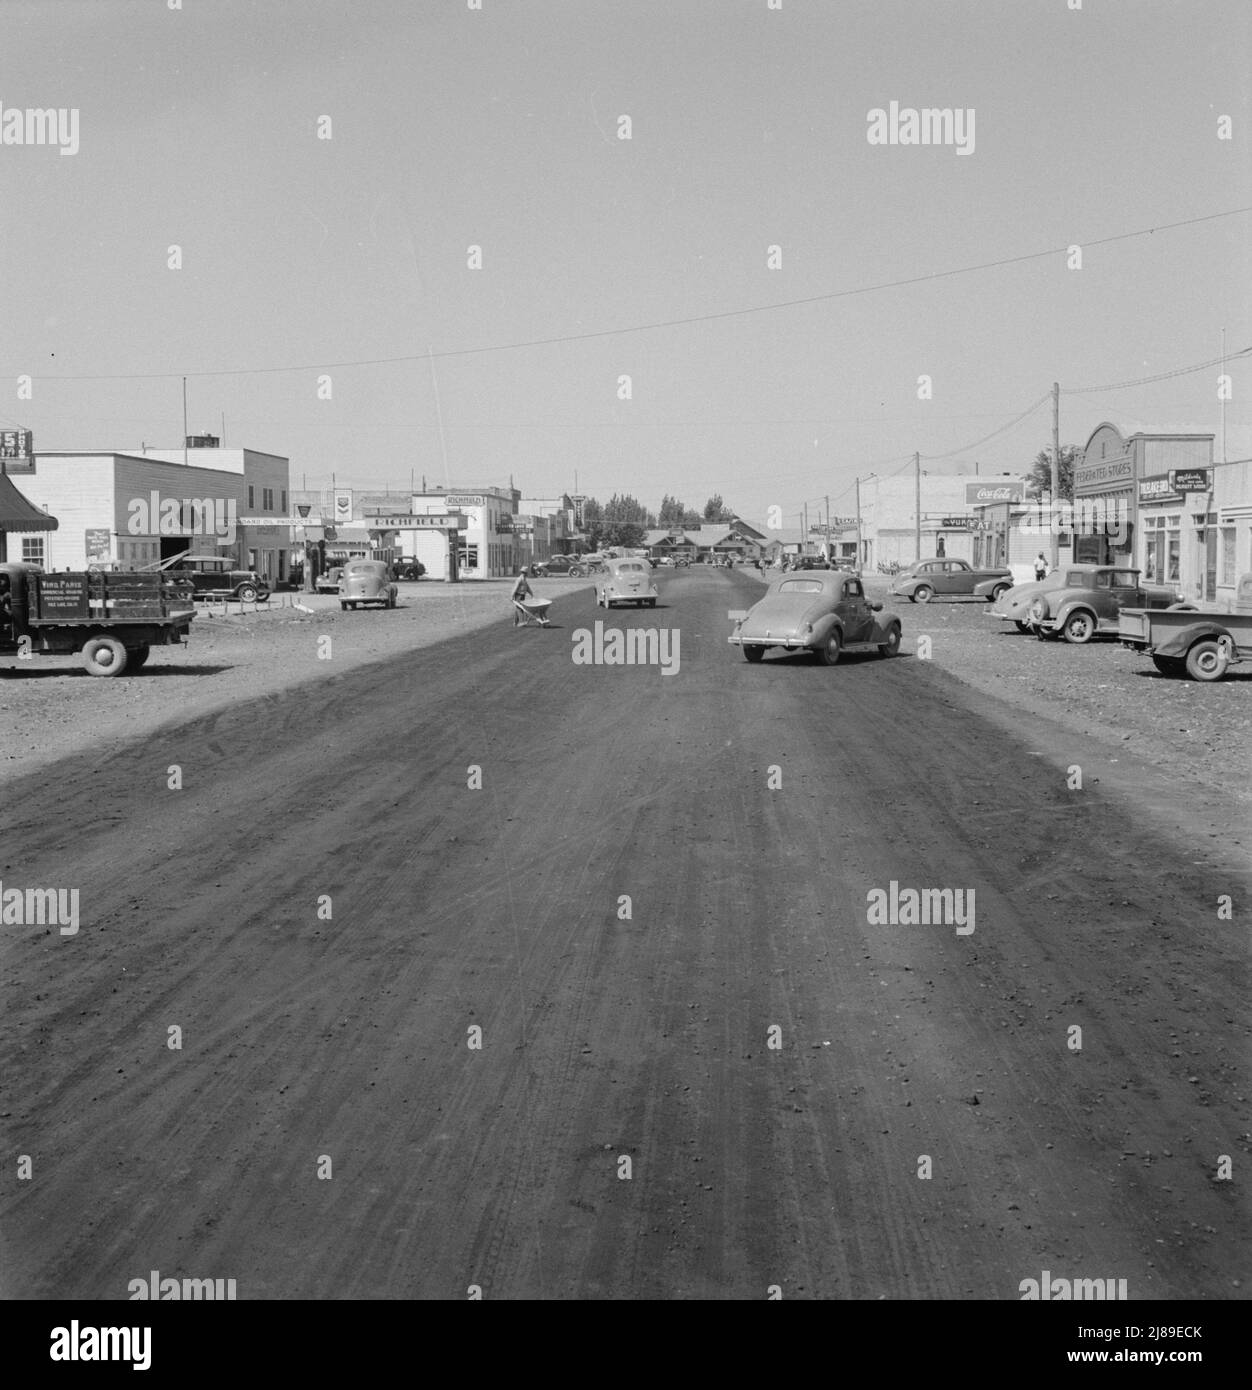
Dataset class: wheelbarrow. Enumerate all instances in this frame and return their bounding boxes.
[512,596,553,627]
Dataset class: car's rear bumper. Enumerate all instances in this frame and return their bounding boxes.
[728,632,808,649]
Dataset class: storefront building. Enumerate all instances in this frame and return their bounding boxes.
[2,439,294,580]
[1076,423,1218,601]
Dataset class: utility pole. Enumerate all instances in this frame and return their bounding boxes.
[855,477,862,571]
[914,452,921,562]
[182,377,188,466]
[1221,328,1227,463]
[1051,381,1061,570]
[802,502,808,556]
[824,494,830,560]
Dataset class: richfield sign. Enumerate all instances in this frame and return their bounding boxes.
[965,483,1023,505]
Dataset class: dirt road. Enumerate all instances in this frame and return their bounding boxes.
[1,566,1245,1299]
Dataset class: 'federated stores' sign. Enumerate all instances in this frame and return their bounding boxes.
[1074,455,1134,491]
[965,482,1023,504]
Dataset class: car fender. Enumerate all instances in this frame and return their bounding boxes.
[809,613,844,646]
[870,614,902,644]
[1050,599,1096,629]
[1151,620,1237,659]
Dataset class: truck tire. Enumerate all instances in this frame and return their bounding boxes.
[1151,655,1184,677]
[1185,638,1229,682]
[127,644,151,671]
[82,636,129,677]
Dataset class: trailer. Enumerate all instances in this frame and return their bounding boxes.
[0,563,195,676]
[1119,573,1252,682]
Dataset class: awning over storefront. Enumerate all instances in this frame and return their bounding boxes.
[0,472,59,532]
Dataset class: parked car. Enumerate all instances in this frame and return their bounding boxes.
[889,557,1013,603]
[789,555,833,571]
[597,557,658,608]
[673,556,692,568]
[315,565,344,594]
[160,554,270,602]
[729,571,902,665]
[973,572,1027,602]
[1119,573,1252,680]
[392,559,426,581]
[537,555,584,577]
[1026,565,1184,644]
[339,559,398,610]
[986,570,1087,633]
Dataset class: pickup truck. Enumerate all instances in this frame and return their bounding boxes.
[0,563,195,676]
[1119,573,1252,681]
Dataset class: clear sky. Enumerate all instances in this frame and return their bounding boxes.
[2,0,1248,523]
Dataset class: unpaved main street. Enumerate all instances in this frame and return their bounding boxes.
[1,566,1246,1299]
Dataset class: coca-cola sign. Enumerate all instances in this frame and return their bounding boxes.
[965,482,1023,504]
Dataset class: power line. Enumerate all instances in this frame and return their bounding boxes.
[14,206,1252,383]
[920,392,1052,460]
[1064,346,1252,394]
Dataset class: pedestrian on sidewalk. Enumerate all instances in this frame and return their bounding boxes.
[1034,552,1049,582]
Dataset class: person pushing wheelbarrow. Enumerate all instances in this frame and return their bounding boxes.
[511,568,552,627]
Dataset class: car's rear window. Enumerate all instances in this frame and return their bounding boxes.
[618,563,644,572]
[779,579,824,593]
[345,563,378,574]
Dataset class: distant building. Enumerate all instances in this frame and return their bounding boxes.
[856,472,1027,569]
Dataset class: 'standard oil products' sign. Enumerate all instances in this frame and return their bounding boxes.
[965,482,1023,504]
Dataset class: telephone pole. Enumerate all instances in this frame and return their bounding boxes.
[855,477,863,571]
[803,502,808,556]
[1051,381,1061,569]
[914,452,921,562]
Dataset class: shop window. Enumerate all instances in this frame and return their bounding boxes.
[1220,528,1236,586]
[1144,537,1159,582]
[22,537,45,565]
